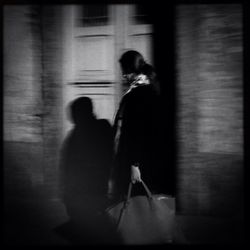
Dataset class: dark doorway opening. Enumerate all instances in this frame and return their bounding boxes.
[151,3,176,196]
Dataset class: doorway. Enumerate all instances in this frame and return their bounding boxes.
[61,4,154,136]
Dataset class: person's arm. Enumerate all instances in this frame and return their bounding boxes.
[124,89,150,183]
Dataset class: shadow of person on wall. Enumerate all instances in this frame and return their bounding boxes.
[55,97,118,245]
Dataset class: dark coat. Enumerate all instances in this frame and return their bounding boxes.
[111,84,165,196]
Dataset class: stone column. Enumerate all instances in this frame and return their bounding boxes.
[176,4,243,216]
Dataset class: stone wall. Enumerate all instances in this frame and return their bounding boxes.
[176,4,243,216]
[4,5,64,200]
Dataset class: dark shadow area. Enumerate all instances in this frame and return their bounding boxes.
[150,3,176,197]
[57,96,118,244]
[54,213,120,245]
[2,96,119,245]
[3,143,69,245]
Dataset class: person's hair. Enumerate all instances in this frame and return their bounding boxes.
[119,50,145,75]
[140,63,157,82]
[119,50,156,80]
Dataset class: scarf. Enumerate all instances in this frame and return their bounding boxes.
[125,74,150,95]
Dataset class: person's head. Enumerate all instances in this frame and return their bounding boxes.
[119,50,145,76]
[70,97,94,125]
[119,50,156,82]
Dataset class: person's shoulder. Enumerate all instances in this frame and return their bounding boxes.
[129,85,158,102]
[133,84,155,95]
[97,119,112,129]
[96,119,113,139]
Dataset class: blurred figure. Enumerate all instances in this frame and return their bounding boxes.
[59,97,114,244]
[109,50,165,199]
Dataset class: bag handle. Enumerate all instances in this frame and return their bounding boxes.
[124,180,153,207]
[116,180,153,229]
